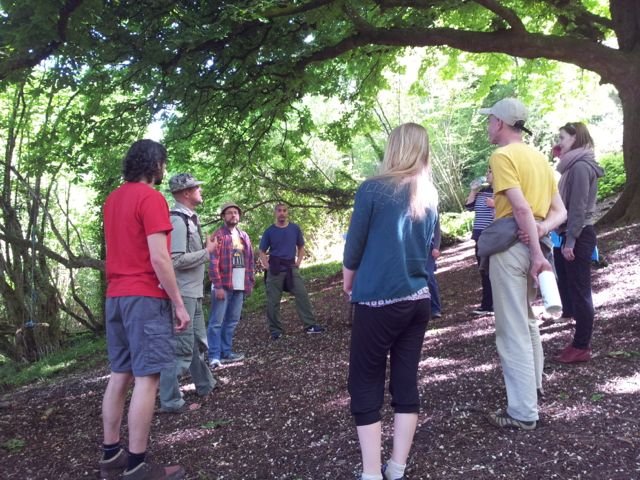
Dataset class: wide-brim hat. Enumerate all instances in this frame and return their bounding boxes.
[168,173,203,193]
[220,202,242,216]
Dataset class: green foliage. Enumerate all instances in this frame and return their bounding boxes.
[200,419,231,429]
[440,212,474,243]
[607,350,640,359]
[0,334,105,389]
[598,152,625,200]
[1,438,25,453]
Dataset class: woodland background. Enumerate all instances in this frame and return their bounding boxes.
[0,0,634,366]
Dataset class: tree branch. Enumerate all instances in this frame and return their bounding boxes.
[0,0,84,80]
[471,0,526,32]
[0,231,103,271]
[296,26,629,85]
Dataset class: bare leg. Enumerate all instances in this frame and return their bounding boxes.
[390,413,418,464]
[128,374,161,454]
[357,421,382,475]
[102,371,134,444]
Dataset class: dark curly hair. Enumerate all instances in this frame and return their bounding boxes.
[122,139,167,183]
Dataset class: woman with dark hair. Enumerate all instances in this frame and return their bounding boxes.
[343,123,438,480]
[553,122,604,363]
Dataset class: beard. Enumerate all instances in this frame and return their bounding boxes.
[153,169,164,186]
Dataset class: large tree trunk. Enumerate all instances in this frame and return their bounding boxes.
[598,76,640,224]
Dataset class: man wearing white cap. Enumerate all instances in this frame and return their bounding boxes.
[479,98,566,430]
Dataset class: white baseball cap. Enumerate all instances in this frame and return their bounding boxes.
[479,98,529,127]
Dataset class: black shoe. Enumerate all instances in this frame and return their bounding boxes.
[271,332,282,340]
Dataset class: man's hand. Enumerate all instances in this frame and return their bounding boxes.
[529,254,553,284]
[174,304,191,332]
[205,234,218,254]
[431,248,441,260]
[215,287,226,300]
[343,266,355,297]
[517,223,546,245]
[562,246,575,261]
[259,252,269,269]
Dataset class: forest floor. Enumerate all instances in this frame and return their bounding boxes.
[1,221,639,480]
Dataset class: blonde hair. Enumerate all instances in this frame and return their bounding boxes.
[375,123,438,220]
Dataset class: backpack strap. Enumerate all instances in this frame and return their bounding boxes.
[170,210,193,253]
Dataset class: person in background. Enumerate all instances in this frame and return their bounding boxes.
[100,140,189,480]
[207,202,255,368]
[259,203,325,339]
[158,174,217,414]
[552,122,604,363]
[426,216,442,318]
[465,168,495,315]
[343,123,438,480]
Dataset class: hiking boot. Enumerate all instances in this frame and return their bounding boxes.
[431,312,442,319]
[122,462,185,480]
[487,410,536,430]
[304,325,325,334]
[220,352,245,364]
[554,345,591,363]
[99,449,129,479]
[271,331,282,340]
[209,358,221,369]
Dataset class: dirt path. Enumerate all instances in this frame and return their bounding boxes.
[1,223,639,479]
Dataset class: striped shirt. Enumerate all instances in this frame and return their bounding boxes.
[466,187,495,233]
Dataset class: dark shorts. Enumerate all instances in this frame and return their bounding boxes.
[105,296,176,377]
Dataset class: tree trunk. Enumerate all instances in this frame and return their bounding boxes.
[598,80,640,225]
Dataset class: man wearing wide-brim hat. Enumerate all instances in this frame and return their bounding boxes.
[206,201,255,369]
[158,173,218,414]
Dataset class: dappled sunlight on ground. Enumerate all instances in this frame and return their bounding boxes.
[1,223,638,480]
[599,372,640,395]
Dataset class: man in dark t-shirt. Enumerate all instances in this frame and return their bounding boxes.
[258,203,324,339]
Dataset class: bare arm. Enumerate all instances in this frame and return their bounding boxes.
[538,192,567,238]
[295,245,305,268]
[465,188,480,207]
[259,249,269,269]
[519,192,567,242]
[504,188,552,281]
[148,232,190,332]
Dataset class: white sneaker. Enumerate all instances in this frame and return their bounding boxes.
[209,358,221,369]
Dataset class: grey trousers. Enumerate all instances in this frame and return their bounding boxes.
[159,297,216,410]
[266,268,316,334]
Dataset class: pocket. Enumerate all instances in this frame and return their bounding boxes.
[143,301,175,368]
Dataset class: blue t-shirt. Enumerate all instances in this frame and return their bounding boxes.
[259,223,304,260]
